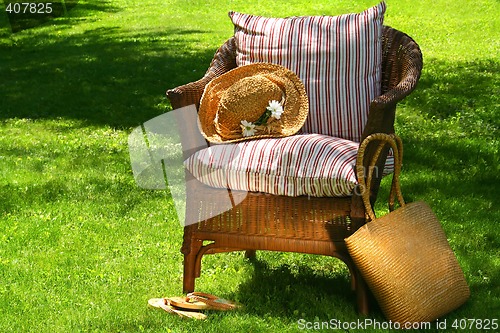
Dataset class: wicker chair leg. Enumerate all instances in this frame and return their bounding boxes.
[182,240,202,293]
[245,250,256,259]
[183,256,196,293]
[354,268,370,315]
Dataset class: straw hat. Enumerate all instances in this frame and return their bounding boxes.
[198,63,309,143]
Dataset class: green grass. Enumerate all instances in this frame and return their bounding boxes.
[1,0,499,332]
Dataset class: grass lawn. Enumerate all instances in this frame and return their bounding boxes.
[0,0,498,332]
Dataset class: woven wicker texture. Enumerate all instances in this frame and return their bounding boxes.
[346,134,469,323]
[346,202,470,323]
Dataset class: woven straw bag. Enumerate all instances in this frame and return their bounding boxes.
[345,134,470,324]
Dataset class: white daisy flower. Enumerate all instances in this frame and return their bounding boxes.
[267,100,284,119]
[241,120,256,137]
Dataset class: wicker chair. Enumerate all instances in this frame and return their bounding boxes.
[165,26,422,314]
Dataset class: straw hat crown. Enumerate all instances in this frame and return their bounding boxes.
[198,63,309,143]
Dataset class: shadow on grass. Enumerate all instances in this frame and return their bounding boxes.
[0,24,218,128]
[390,56,500,315]
[369,56,500,317]
[3,1,121,33]
[235,256,384,319]
[2,14,498,318]
[401,137,498,199]
[403,58,499,137]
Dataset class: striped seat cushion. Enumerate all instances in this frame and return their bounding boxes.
[184,134,394,197]
[229,2,386,142]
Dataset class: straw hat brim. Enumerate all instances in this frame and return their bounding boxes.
[198,63,309,143]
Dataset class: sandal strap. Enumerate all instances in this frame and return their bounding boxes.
[186,292,240,311]
[148,298,207,320]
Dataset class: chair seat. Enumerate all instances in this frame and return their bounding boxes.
[184,134,394,197]
[187,183,355,250]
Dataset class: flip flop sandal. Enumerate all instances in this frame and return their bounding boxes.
[148,298,207,320]
[167,296,210,311]
[186,292,241,311]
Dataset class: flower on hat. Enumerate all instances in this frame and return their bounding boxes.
[240,100,284,138]
[267,100,284,119]
[240,120,256,137]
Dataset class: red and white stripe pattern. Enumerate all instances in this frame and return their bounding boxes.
[184,134,394,197]
[229,2,386,142]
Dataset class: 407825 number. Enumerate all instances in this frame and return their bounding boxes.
[5,2,53,14]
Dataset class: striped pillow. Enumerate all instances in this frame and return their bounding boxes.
[184,134,394,197]
[229,2,386,142]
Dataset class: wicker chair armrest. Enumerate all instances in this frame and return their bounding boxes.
[357,28,423,208]
[166,37,237,110]
[362,27,422,141]
[372,27,423,111]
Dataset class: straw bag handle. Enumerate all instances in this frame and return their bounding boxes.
[356,133,405,221]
